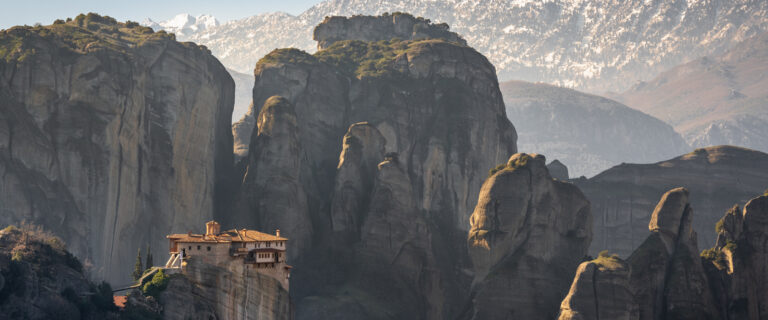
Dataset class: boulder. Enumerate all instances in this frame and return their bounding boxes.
[558,254,639,320]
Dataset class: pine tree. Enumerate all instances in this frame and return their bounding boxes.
[145,245,153,271]
[132,248,143,281]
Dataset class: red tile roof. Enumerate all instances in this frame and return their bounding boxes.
[113,295,127,308]
[167,228,287,243]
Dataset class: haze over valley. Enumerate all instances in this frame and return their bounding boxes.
[1,1,767,319]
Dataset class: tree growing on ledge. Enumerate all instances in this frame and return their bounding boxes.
[145,245,153,271]
[132,248,143,281]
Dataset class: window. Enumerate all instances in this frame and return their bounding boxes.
[267,242,271,247]
[197,245,201,250]
[188,246,191,250]
[207,246,211,251]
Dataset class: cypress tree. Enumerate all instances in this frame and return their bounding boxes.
[145,245,153,270]
[132,247,143,281]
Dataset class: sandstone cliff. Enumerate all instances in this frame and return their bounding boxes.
[230,14,517,319]
[234,96,311,261]
[0,14,234,284]
[159,257,291,320]
[464,153,592,319]
[701,193,768,320]
[574,145,768,257]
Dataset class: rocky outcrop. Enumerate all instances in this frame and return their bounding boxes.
[502,80,689,177]
[558,254,639,320]
[0,225,118,319]
[465,153,592,319]
[701,194,768,320]
[160,257,291,320]
[232,14,517,319]
[547,159,569,180]
[574,146,768,257]
[329,122,385,239]
[0,14,234,284]
[313,12,466,50]
[627,188,718,320]
[234,96,311,260]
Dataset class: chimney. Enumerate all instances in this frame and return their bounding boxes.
[206,221,220,236]
[276,229,280,237]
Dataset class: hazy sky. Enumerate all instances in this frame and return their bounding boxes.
[0,0,322,30]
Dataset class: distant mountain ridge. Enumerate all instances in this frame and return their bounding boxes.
[145,0,768,94]
[616,32,768,153]
[143,13,219,37]
[502,80,689,177]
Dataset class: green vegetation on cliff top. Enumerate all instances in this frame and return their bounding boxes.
[257,38,462,79]
[1,223,117,315]
[0,13,199,63]
[488,154,534,177]
[142,269,172,298]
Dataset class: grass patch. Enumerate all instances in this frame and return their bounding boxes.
[315,39,410,79]
[715,218,725,234]
[701,247,728,270]
[0,12,174,64]
[487,154,534,177]
[257,48,318,67]
[488,163,507,177]
[141,269,170,298]
[592,250,623,270]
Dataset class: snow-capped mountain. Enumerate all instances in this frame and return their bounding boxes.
[143,13,219,38]
[145,0,768,94]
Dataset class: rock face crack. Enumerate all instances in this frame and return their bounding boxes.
[592,266,600,320]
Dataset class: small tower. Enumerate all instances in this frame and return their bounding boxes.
[205,221,221,237]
